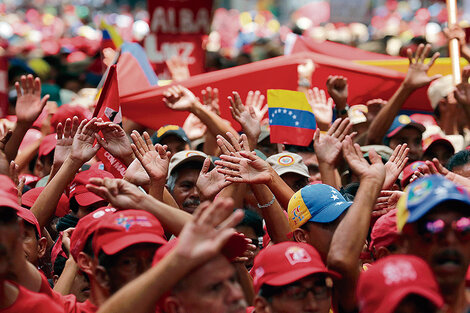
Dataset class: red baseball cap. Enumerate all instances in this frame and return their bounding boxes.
[409,113,438,128]
[50,103,91,131]
[69,168,113,206]
[92,210,167,256]
[17,207,41,237]
[251,242,340,294]
[357,255,443,313]
[22,187,70,217]
[422,134,454,155]
[70,207,117,261]
[401,161,426,188]
[370,209,398,252]
[38,133,56,158]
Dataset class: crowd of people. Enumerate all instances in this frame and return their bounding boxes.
[1,2,470,313]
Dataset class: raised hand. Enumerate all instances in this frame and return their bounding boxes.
[123,158,151,186]
[201,86,220,115]
[196,157,231,200]
[86,177,146,209]
[54,117,80,166]
[216,133,250,157]
[15,75,50,124]
[403,44,441,90]
[163,85,198,111]
[183,113,207,140]
[307,87,333,129]
[245,90,268,125]
[215,151,272,184]
[130,131,171,182]
[229,91,260,148]
[0,131,12,176]
[314,118,354,167]
[383,144,409,189]
[326,75,348,109]
[443,25,466,47]
[297,59,315,80]
[373,190,403,218]
[174,197,245,263]
[95,121,134,165]
[166,56,190,82]
[70,118,101,164]
[342,135,385,185]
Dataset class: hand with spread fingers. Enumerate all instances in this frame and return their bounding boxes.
[383,144,409,190]
[314,117,354,167]
[215,151,272,184]
[86,177,146,210]
[201,86,221,115]
[196,157,231,200]
[163,85,198,112]
[216,132,251,157]
[229,91,261,148]
[130,131,171,183]
[54,117,80,166]
[165,56,190,82]
[245,90,268,125]
[69,118,101,164]
[14,74,50,124]
[95,121,134,166]
[403,43,442,90]
[307,87,333,130]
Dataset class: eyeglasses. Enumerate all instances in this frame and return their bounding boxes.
[277,281,332,301]
[418,216,470,242]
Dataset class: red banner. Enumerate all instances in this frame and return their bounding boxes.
[0,57,8,117]
[144,0,212,79]
[120,51,431,130]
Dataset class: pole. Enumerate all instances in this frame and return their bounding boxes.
[447,0,461,84]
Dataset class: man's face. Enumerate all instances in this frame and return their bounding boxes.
[403,204,470,290]
[296,222,337,263]
[257,274,332,313]
[172,168,201,214]
[281,173,309,192]
[389,127,422,163]
[0,208,22,279]
[22,223,44,266]
[105,243,158,294]
[423,144,453,166]
[161,136,189,156]
[169,254,246,313]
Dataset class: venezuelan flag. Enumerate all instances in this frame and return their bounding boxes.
[100,20,123,50]
[267,89,316,146]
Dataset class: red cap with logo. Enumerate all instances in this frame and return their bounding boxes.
[69,168,113,206]
[70,207,117,261]
[370,209,398,252]
[22,187,70,217]
[251,242,339,294]
[401,161,426,187]
[422,134,454,155]
[357,255,443,313]
[17,207,41,237]
[92,210,167,256]
[38,133,56,158]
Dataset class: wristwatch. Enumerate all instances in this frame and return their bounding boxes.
[335,104,349,116]
[298,78,311,88]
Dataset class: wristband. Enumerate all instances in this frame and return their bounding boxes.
[298,78,312,88]
[335,104,349,116]
[257,195,276,209]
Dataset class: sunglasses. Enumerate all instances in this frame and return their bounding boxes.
[279,281,332,301]
[417,216,470,242]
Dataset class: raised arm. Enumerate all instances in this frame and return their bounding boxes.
[367,44,441,144]
[327,136,385,313]
[443,25,470,63]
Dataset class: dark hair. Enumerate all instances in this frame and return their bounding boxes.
[53,254,67,277]
[340,182,360,201]
[69,196,80,214]
[23,221,40,240]
[237,209,265,238]
[447,150,470,171]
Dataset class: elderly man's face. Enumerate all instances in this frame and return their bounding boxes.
[172,168,201,214]
[403,204,470,290]
[167,254,246,313]
[389,128,422,164]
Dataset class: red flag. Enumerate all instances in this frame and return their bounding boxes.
[93,65,126,178]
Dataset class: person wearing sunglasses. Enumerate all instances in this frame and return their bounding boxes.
[251,242,339,313]
[397,175,470,313]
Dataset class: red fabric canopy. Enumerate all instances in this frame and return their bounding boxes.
[120,51,430,130]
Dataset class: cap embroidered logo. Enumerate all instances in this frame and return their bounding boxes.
[398,115,411,125]
[285,246,312,265]
[408,180,433,205]
[277,155,295,166]
[291,206,304,226]
[115,215,153,231]
[382,261,417,285]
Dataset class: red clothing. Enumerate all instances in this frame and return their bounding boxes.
[1,282,64,313]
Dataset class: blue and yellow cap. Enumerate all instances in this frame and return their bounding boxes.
[397,175,470,232]
[288,184,352,230]
[151,125,190,145]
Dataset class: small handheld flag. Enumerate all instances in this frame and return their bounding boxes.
[267,89,316,146]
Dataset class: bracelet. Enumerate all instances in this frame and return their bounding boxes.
[298,78,311,88]
[334,104,350,116]
[257,195,276,209]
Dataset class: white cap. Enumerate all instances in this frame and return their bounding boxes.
[267,152,309,178]
[167,150,211,178]
[427,75,454,110]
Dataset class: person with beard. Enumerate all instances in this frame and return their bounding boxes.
[166,150,212,214]
[397,175,470,313]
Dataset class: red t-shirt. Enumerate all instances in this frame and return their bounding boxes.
[1,281,64,313]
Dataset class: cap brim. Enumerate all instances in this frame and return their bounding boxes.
[278,168,310,179]
[74,192,106,207]
[372,286,443,313]
[260,267,340,291]
[424,139,454,154]
[310,202,352,223]
[387,123,425,138]
[101,233,167,255]
[408,196,470,223]
[169,155,212,177]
